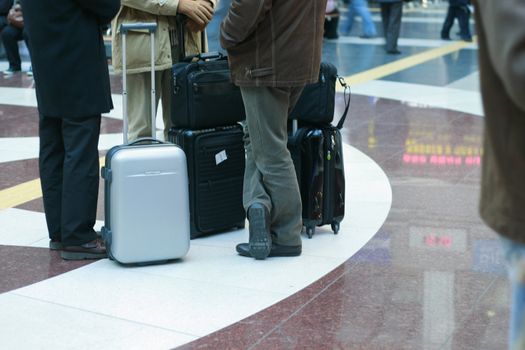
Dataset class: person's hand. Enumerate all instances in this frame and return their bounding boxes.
[178,0,213,27]
[185,19,205,33]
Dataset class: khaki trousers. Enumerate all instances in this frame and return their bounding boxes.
[126,69,173,141]
[240,86,303,246]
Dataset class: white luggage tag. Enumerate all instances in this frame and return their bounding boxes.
[215,150,228,165]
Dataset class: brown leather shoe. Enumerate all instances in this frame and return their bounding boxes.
[61,238,107,260]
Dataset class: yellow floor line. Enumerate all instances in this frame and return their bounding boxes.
[338,38,476,89]
[0,179,42,210]
[0,156,106,211]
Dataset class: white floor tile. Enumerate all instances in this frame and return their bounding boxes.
[0,137,40,163]
[0,294,196,350]
[0,87,37,107]
[12,264,286,337]
[0,208,48,246]
[344,201,392,231]
[0,208,105,248]
[351,80,483,116]
[190,227,248,249]
[446,71,480,92]
[0,133,166,163]
[114,244,342,295]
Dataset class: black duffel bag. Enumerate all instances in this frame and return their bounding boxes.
[289,62,349,128]
[172,52,246,129]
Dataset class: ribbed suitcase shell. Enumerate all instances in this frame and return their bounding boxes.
[169,125,246,238]
[102,143,190,264]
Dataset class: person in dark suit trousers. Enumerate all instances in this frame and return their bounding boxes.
[22,0,120,260]
[0,0,14,59]
[376,0,404,54]
[440,0,472,42]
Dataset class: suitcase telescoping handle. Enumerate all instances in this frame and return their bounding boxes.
[120,22,158,144]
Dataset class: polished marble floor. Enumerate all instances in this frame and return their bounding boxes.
[0,3,509,350]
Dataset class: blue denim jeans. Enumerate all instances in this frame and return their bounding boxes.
[340,0,377,37]
[501,237,525,350]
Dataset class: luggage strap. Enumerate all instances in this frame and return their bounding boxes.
[335,76,351,130]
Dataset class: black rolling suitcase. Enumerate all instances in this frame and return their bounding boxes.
[168,125,246,239]
[288,75,350,238]
[289,123,345,238]
[288,128,325,236]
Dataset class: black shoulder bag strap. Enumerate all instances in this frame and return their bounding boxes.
[335,76,351,130]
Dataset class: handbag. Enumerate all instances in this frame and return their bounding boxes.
[289,62,350,129]
[172,53,245,129]
[171,15,245,129]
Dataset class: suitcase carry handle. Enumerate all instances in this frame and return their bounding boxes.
[120,23,157,34]
[199,51,223,60]
[127,137,164,146]
[121,22,158,144]
[181,51,224,63]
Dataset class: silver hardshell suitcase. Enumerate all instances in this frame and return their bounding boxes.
[101,23,190,264]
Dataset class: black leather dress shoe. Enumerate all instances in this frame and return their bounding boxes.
[247,203,272,260]
[236,242,302,258]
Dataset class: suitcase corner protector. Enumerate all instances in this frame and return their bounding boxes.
[101,167,112,182]
[101,226,112,245]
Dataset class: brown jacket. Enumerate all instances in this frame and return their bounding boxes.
[220,0,327,87]
[475,0,525,244]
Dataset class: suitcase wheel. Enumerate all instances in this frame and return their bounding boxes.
[331,222,340,235]
[306,226,315,239]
